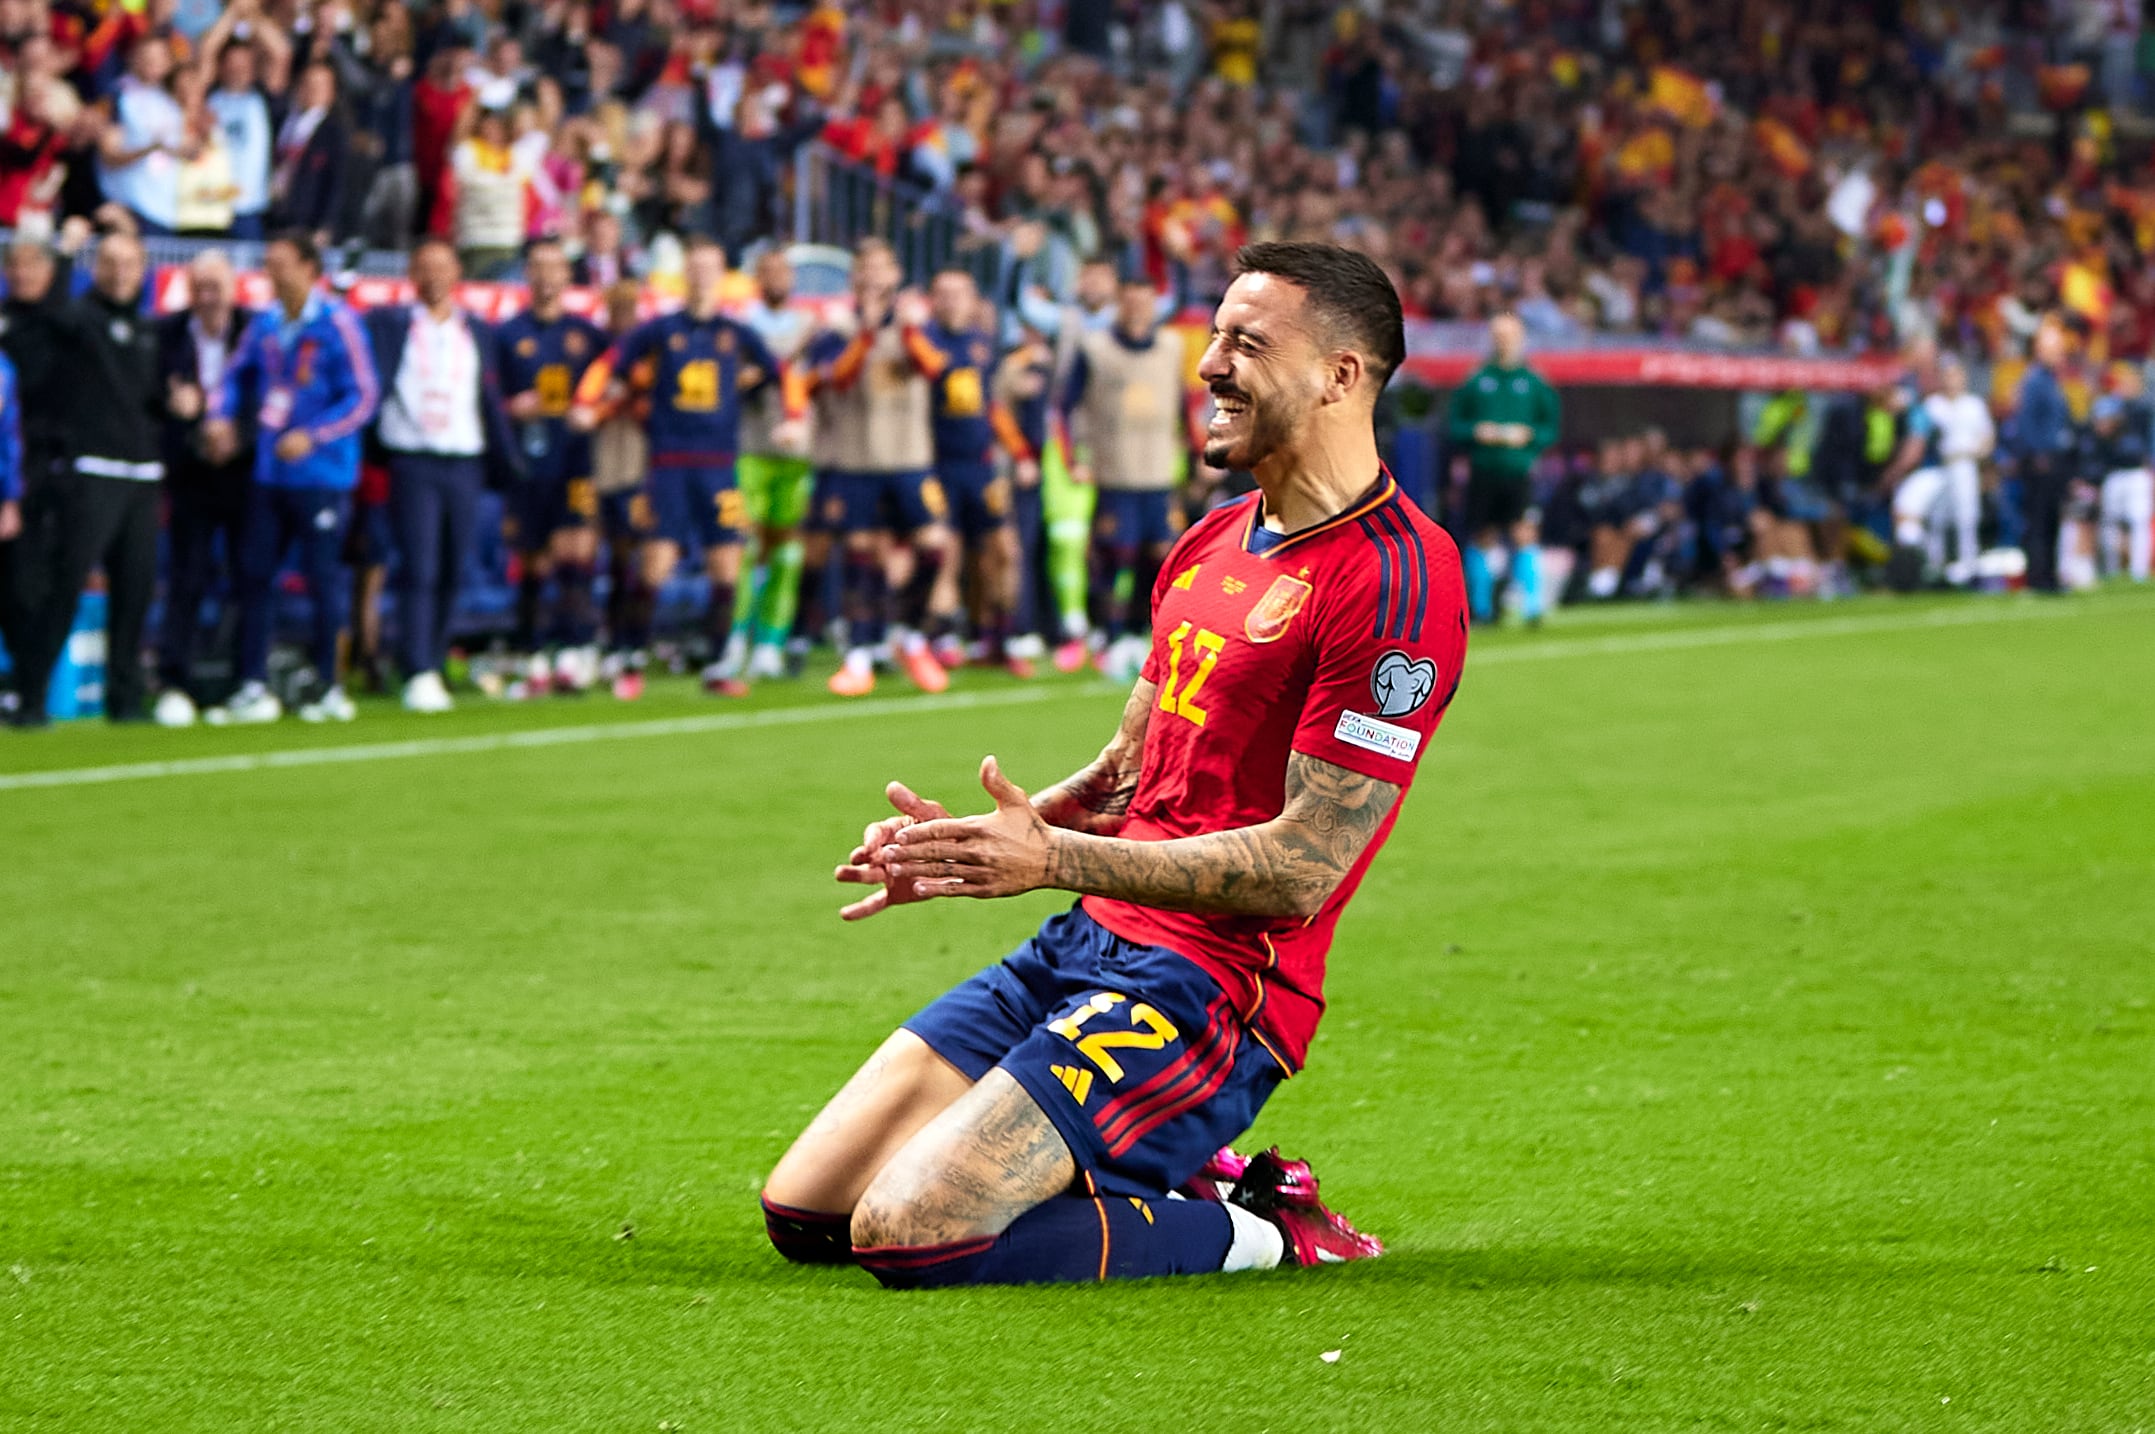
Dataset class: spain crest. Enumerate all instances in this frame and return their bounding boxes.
[1244,574,1312,644]
[565,331,586,355]
[293,339,317,386]
[516,336,537,357]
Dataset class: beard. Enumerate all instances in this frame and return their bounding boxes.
[1204,385,1296,470]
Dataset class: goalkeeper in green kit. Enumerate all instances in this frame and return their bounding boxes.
[1444,314,1559,624]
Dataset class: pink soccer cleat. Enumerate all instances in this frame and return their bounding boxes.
[1052,638,1089,674]
[1228,1147,1385,1266]
[1176,1146,1252,1202]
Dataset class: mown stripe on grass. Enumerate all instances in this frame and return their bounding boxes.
[2,595,2146,793]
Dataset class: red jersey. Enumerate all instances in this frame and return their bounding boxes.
[1084,476,1468,1072]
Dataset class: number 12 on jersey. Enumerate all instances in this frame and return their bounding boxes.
[1158,621,1224,727]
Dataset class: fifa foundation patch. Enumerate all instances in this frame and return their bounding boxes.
[1334,709,1422,761]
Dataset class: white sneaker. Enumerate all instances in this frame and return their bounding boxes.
[745,643,786,680]
[205,681,282,726]
[720,630,748,674]
[553,645,599,693]
[298,685,357,723]
[402,671,455,714]
[153,689,199,728]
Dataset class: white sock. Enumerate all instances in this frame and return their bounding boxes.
[842,647,873,672]
[1221,1201,1285,1272]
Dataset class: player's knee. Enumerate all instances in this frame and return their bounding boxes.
[760,1188,856,1265]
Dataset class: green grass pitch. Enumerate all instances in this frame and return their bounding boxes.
[3,592,2152,1431]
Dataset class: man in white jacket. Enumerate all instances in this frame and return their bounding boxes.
[1893,355,1993,583]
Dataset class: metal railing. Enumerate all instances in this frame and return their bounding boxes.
[789,143,1007,297]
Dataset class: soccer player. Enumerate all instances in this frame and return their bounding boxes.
[991,321,1057,665]
[2096,369,2153,583]
[917,267,1035,674]
[1891,355,1993,586]
[732,250,817,681]
[498,238,608,694]
[800,238,951,698]
[1058,273,1200,679]
[1445,313,1559,624]
[587,280,657,699]
[570,236,797,698]
[761,241,1468,1287]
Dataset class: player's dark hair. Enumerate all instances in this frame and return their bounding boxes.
[268,228,322,273]
[1232,241,1405,393]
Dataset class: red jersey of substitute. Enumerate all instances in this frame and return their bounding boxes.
[1083,473,1467,1073]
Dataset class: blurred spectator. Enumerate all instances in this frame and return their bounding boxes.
[269,61,347,244]
[201,0,284,241]
[2013,321,2075,594]
[447,96,537,278]
[152,249,254,727]
[97,37,186,235]
[13,232,165,726]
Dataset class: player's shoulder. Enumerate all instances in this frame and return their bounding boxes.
[1309,484,1464,639]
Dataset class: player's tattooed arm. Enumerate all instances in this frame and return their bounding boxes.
[887,750,1398,919]
[1027,679,1155,836]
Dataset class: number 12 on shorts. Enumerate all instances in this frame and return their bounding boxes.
[1049,992,1181,1082]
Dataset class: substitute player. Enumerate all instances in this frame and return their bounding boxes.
[499,237,607,693]
[761,241,1468,1286]
[1445,313,1558,624]
[570,236,799,698]
[918,267,1035,674]
[1059,273,1200,679]
[800,238,951,698]
[733,249,816,681]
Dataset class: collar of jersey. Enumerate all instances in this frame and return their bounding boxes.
[1240,468,1397,558]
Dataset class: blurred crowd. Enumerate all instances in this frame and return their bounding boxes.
[6,0,2155,350]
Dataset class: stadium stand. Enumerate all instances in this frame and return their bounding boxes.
[1,0,2153,721]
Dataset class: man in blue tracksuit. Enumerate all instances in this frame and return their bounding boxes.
[0,348,20,562]
[202,230,381,724]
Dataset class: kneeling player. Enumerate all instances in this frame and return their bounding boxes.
[762,243,1468,1286]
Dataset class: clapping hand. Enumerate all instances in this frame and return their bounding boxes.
[833,780,953,921]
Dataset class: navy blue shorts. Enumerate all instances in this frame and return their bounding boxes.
[600,488,653,544]
[1093,489,1179,550]
[814,468,947,535]
[508,476,598,550]
[905,906,1283,1198]
[937,459,1014,541]
[648,462,746,549]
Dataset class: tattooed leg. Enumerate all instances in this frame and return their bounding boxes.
[849,1066,1246,1287]
[762,1029,974,1262]
[850,1069,1077,1250]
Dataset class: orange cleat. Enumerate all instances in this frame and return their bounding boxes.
[899,643,951,694]
[704,674,750,698]
[1004,654,1037,680]
[827,662,876,698]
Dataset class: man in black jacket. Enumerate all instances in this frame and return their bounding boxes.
[0,237,75,710]
[10,233,168,727]
[152,250,256,727]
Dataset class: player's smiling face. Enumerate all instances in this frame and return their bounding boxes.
[1198,273,1326,471]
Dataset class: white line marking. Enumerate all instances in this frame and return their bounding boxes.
[2,596,2145,794]
[0,683,1112,794]
[1466,595,2152,667]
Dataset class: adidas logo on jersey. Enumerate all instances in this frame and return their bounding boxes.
[1050,1064,1094,1104]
